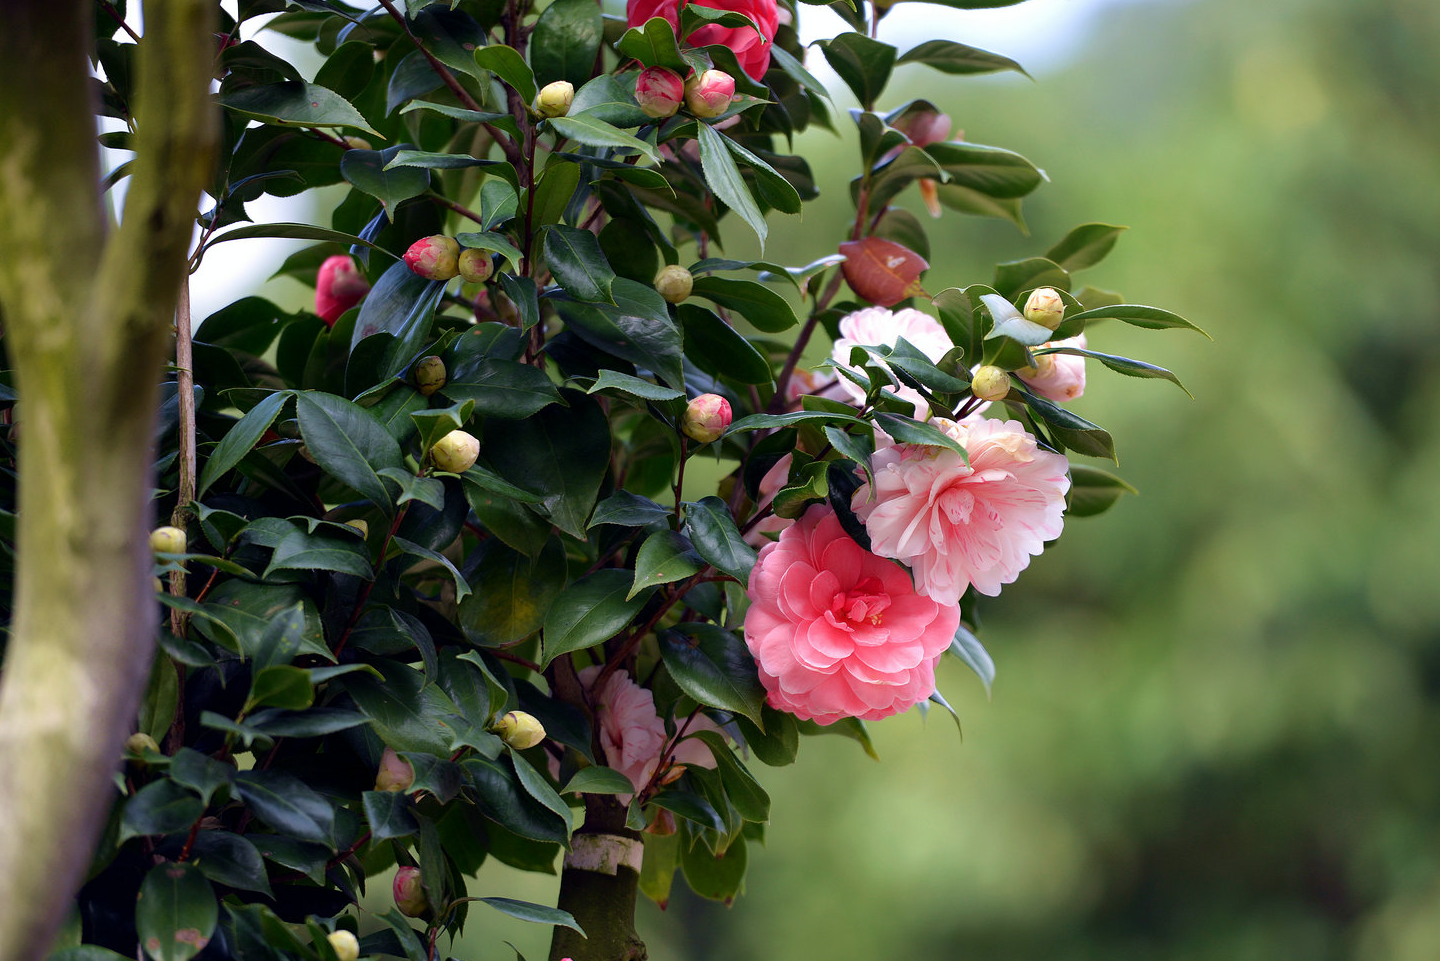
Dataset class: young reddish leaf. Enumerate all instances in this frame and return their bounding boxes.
[838,237,929,306]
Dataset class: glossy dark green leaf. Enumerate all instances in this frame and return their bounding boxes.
[217,81,378,135]
[459,537,567,647]
[630,530,705,599]
[980,291,1056,346]
[363,788,420,839]
[561,766,635,796]
[1052,303,1210,340]
[949,623,995,694]
[484,391,610,538]
[399,100,522,141]
[1067,463,1138,518]
[697,123,767,249]
[403,753,466,803]
[544,225,616,304]
[589,490,672,529]
[247,707,371,738]
[508,749,571,827]
[340,146,430,217]
[722,135,803,215]
[554,279,684,388]
[993,257,1071,301]
[410,399,474,455]
[121,781,204,844]
[501,273,542,330]
[350,259,447,381]
[196,390,289,497]
[249,836,330,885]
[247,599,320,670]
[295,391,403,512]
[1044,222,1127,272]
[677,305,773,384]
[135,862,218,961]
[652,790,725,834]
[248,665,315,711]
[1016,388,1116,460]
[615,16,688,72]
[377,469,446,511]
[413,7,490,83]
[264,527,373,579]
[463,755,570,843]
[169,749,233,807]
[686,730,768,822]
[542,568,648,666]
[546,114,660,163]
[343,667,461,756]
[1043,346,1190,395]
[734,705,799,766]
[585,370,686,401]
[926,141,1044,199]
[796,715,878,759]
[390,535,473,602]
[896,38,1029,77]
[659,623,766,726]
[455,229,524,271]
[689,276,797,333]
[474,44,537,101]
[530,0,602,88]
[233,770,335,846]
[934,182,1027,228]
[818,33,896,107]
[770,44,831,99]
[726,409,866,434]
[187,831,273,897]
[569,75,652,128]
[683,496,756,587]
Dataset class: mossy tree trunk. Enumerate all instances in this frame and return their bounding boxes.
[549,796,647,961]
[0,3,217,959]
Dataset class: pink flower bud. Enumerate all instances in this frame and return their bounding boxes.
[681,393,732,444]
[457,248,494,284]
[374,747,414,792]
[684,69,736,119]
[430,430,480,473]
[393,866,428,917]
[635,66,685,119]
[492,711,546,750]
[891,109,952,148]
[316,255,370,327]
[403,235,460,281]
[1023,287,1066,330]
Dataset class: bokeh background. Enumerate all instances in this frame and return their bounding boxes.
[210,0,1440,955]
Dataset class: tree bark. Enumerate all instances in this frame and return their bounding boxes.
[549,797,647,961]
[0,3,217,959]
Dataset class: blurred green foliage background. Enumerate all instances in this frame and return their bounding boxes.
[342,0,1440,955]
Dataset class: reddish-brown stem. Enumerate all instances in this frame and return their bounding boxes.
[332,506,409,656]
[769,268,847,412]
[490,649,542,673]
[432,192,486,226]
[593,575,702,692]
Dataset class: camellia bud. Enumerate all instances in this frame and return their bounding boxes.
[457,248,494,285]
[970,365,1011,402]
[492,711,546,750]
[635,65,685,119]
[684,69,735,119]
[393,866,428,918]
[315,255,370,327]
[653,264,693,304]
[1023,287,1066,330]
[838,236,929,307]
[326,930,360,961]
[681,393,732,444]
[150,526,187,555]
[403,235,460,281]
[342,136,372,151]
[414,355,447,397]
[374,747,415,793]
[125,732,160,756]
[535,80,575,118]
[430,430,480,474]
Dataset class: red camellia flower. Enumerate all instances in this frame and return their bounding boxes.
[627,0,779,80]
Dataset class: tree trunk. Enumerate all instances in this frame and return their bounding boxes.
[549,797,647,961]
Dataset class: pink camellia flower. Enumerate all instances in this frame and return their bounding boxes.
[885,110,952,217]
[853,417,1070,604]
[635,65,685,118]
[579,665,723,801]
[681,392,732,443]
[829,306,956,418]
[684,69,736,119]
[1017,333,1087,403]
[374,747,414,792]
[315,255,369,327]
[627,0,779,80]
[743,504,960,725]
[393,866,427,917]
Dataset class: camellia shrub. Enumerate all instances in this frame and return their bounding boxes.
[0,0,1202,959]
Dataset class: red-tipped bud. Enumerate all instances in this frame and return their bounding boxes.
[891,109,952,148]
[150,526,187,555]
[404,235,460,281]
[635,66,685,119]
[684,69,735,119]
[838,236,929,307]
[414,356,447,397]
[970,365,1011,402]
[316,255,370,327]
[654,264,693,304]
[535,80,575,118]
[681,393,732,444]
[1023,287,1066,330]
[375,747,415,792]
[393,866,428,918]
[327,931,360,961]
[492,711,546,750]
[430,430,480,474]
[457,248,494,284]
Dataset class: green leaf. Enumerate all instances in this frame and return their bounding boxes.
[734,705,799,766]
[722,136,803,215]
[562,766,635,796]
[1016,388,1116,460]
[383,149,501,172]
[926,141,1044,199]
[459,537,567,647]
[530,0,602,89]
[340,146,430,217]
[615,16,688,72]
[476,897,584,934]
[770,44,831,99]
[543,569,649,666]
[871,412,968,458]
[686,730,768,822]
[689,276,797,333]
[169,749,233,807]
[1044,222,1127,272]
[474,44,537,102]
[1053,303,1210,340]
[350,259,447,380]
[679,826,747,901]
[585,370,686,401]
[196,581,327,662]
[659,624,766,726]
[121,781,203,845]
[461,464,547,504]
[697,123,767,249]
[544,225,616,304]
[896,38,1029,77]
[949,623,995,694]
[217,81,378,135]
[484,391,610,538]
[187,831,273,897]
[509,749,572,827]
[412,7,491,83]
[676,305,774,385]
[364,790,421,840]
[455,230,525,272]
[295,391,404,512]
[819,33,896,107]
[589,490,672,529]
[1042,346,1191,395]
[248,665,315,711]
[410,399,475,454]
[342,667,461,756]
[264,527,373,580]
[463,755,570,843]
[726,409,867,434]
[232,770,336,846]
[570,75,655,128]
[1067,464,1138,518]
[683,497,756,587]
[546,114,661,164]
[650,790,725,833]
[377,469,445,510]
[992,257,1070,301]
[630,530,705,599]
[979,292,1055,347]
[197,390,288,498]
[554,279,685,389]
[400,100,522,141]
[136,862,218,961]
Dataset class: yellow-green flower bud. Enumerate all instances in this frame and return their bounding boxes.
[327,931,360,961]
[414,355,447,397]
[149,526,187,555]
[430,430,480,474]
[1023,287,1066,330]
[654,264,693,304]
[125,732,160,756]
[346,519,369,540]
[535,80,575,118]
[492,710,546,750]
[970,365,1011,402]
[457,248,494,285]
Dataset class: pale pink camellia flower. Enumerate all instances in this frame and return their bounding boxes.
[854,417,1070,604]
[743,504,960,725]
[374,747,414,792]
[1017,333,1087,403]
[829,306,956,418]
[627,0,779,80]
[579,665,723,802]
